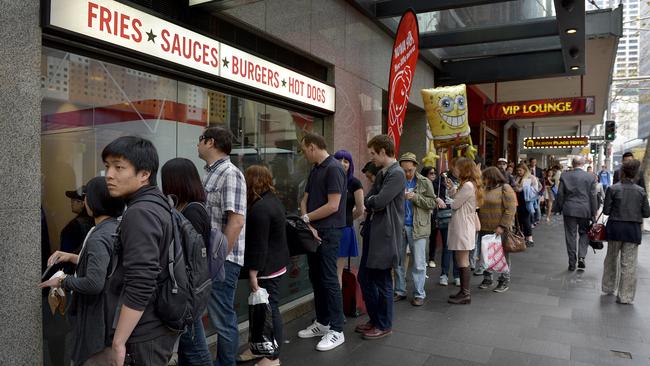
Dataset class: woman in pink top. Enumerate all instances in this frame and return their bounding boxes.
[446,157,483,305]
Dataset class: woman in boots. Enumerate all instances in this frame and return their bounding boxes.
[446,157,483,304]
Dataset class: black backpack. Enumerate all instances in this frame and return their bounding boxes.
[155,197,211,332]
[112,196,211,332]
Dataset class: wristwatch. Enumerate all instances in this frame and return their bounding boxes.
[302,214,310,223]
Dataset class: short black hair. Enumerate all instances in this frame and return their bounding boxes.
[101,136,159,186]
[301,132,327,150]
[420,166,437,177]
[622,159,640,180]
[161,158,207,205]
[362,161,379,176]
[623,152,634,159]
[85,176,125,218]
[202,127,233,154]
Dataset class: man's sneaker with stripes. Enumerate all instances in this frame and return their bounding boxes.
[298,321,330,338]
[316,330,345,351]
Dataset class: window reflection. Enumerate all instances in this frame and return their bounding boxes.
[41,46,322,364]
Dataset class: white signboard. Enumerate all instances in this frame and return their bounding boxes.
[48,0,335,112]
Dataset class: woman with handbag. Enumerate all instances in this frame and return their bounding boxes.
[244,165,289,365]
[39,177,125,366]
[513,163,540,247]
[477,167,517,293]
[601,159,650,304]
[446,158,483,304]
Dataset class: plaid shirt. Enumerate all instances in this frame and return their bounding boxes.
[203,157,247,266]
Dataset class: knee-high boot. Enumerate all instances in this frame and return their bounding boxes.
[448,267,471,305]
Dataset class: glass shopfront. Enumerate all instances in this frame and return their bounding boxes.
[40,46,321,365]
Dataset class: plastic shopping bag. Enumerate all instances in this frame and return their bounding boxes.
[248,288,279,357]
[480,234,509,273]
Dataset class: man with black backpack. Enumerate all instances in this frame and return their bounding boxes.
[103,136,179,366]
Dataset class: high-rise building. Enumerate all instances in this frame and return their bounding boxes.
[638,0,650,138]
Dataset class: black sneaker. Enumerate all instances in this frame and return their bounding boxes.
[493,281,510,293]
[568,264,576,271]
[526,240,535,248]
[478,279,493,289]
[577,258,586,271]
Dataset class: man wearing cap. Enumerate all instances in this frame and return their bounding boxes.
[394,152,444,306]
[60,186,94,255]
[497,158,517,188]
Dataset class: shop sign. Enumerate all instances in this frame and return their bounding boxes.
[387,9,419,152]
[485,97,595,120]
[46,0,335,112]
[522,136,589,149]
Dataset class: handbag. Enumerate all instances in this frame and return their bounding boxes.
[501,215,526,253]
[588,213,607,247]
[286,214,320,256]
[434,208,452,229]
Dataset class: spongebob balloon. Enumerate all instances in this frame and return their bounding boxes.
[421,84,475,166]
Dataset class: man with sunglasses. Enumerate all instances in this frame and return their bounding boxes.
[198,127,246,366]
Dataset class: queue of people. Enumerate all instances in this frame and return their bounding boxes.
[38,127,650,366]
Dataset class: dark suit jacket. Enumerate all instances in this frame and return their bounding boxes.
[556,168,598,219]
[364,161,406,269]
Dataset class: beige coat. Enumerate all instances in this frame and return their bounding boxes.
[448,181,480,251]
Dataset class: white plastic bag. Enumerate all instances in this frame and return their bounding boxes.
[248,288,278,356]
[480,234,509,273]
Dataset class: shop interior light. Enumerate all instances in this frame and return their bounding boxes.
[566,28,577,34]
[570,66,580,70]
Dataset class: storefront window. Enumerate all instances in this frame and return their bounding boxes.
[41,46,322,365]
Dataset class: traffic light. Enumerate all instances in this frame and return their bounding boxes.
[605,120,616,141]
[590,143,597,155]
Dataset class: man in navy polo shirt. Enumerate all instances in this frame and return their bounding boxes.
[297,132,347,352]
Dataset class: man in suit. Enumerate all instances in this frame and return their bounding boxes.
[613,152,646,189]
[556,156,598,271]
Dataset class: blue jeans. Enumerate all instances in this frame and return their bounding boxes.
[395,226,427,299]
[307,228,344,332]
[438,227,459,278]
[208,261,241,366]
[178,318,211,366]
[358,221,393,330]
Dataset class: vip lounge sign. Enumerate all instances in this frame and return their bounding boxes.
[46,0,335,112]
[485,97,595,120]
[387,9,419,153]
[522,136,589,149]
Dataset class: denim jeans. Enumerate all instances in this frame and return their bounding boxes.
[208,261,241,366]
[395,226,427,299]
[178,317,212,366]
[358,221,393,331]
[125,332,178,366]
[438,227,459,278]
[307,228,344,332]
[258,276,283,360]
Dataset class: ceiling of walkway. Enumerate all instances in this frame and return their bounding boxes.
[350,0,588,85]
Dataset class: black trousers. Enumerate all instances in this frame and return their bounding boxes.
[125,332,178,366]
[258,275,283,360]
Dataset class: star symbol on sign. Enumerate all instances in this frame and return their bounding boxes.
[146,29,157,43]
[222,58,229,68]
[282,79,287,87]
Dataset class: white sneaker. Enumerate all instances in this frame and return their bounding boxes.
[439,275,448,286]
[298,321,330,338]
[316,330,345,351]
[454,278,461,287]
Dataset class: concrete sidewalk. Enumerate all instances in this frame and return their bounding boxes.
[242,215,650,366]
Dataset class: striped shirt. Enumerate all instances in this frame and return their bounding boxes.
[478,184,517,232]
[203,157,247,266]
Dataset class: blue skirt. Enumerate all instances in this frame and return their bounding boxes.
[338,226,359,257]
